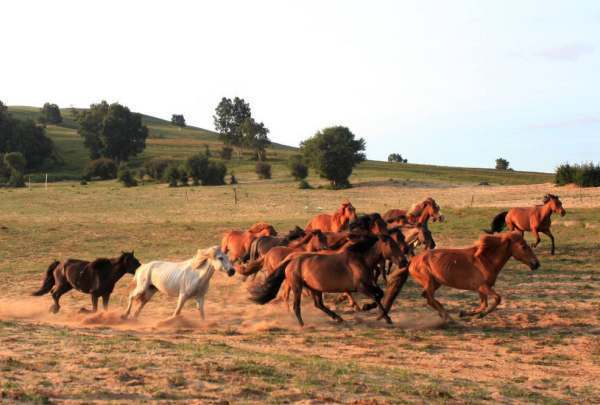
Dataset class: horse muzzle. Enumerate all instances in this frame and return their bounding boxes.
[227,269,236,277]
[559,209,566,217]
[529,260,540,271]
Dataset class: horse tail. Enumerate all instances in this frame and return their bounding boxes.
[247,259,289,304]
[249,238,261,261]
[32,260,60,296]
[484,211,508,234]
[238,257,265,276]
[220,233,230,253]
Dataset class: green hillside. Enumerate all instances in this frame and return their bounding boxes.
[6,106,553,185]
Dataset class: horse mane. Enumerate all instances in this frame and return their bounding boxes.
[191,246,217,269]
[543,194,559,203]
[346,235,379,253]
[283,226,305,243]
[248,222,275,234]
[474,233,511,258]
[409,197,437,216]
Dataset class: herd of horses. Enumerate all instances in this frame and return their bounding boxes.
[32,194,566,326]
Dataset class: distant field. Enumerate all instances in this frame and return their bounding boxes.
[8,105,553,185]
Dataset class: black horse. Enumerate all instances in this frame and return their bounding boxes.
[32,251,141,313]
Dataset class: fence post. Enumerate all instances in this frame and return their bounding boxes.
[45,173,48,191]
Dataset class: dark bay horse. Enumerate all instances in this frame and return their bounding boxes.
[305,201,357,232]
[485,194,566,255]
[221,222,278,262]
[349,213,389,235]
[32,252,141,313]
[248,226,306,261]
[248,236,395,326]
[379,231,540,321]
[383,197,444,227]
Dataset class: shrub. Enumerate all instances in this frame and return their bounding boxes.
[388,153,407,163]
[255,162,271,179]
[144,159,174,180]
[555,162,600,187]
[220,146,233,160]
[117,165,138,187]
[289,155,308,180]
[178,165,189,186]
[0,156,10,183]
[4,152,27,188]
[164,164,180,187]
[298,179,312,189]
[84,158,117,180]
[203,161,227,185]
[137,167,146,184]
[185,154,209,186]
[495,158,510,170]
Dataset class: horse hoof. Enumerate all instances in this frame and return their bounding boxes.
[49,306,59,314]
[120,314,128,320]
[335,317,344,323]
[362,303,377,311]
[478,312,487,319]
[78,308,91,313]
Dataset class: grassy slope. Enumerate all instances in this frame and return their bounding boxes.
[7,106,553,185]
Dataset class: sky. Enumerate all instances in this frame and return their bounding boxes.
[1,0,599,172]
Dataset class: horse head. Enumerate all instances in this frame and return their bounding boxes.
[120,251,141,274]
[475,232,540,271]
[249,222,278,237]
[194,246,235,276]
[377,235,407,267]
[543,194,566,217]
[339,201,357,222]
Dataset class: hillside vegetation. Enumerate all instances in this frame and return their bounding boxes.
[7,106,553,185]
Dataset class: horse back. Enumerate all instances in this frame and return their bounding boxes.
[506,207,537,231]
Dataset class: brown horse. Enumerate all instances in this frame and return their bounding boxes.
[238,230,329,278]
[248,236,396,326]
[383,197,444,227]
[248,226,306,261]
[348,213,389,235]
[32,252,141,313]
[305,201,357,232]
[221,222,278,262]
[485,194,566,255]
[379,231,540,321]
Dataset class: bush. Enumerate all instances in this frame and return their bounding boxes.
[255,162,271,179]
[495,158,510,170]
[117,165,138,187]
[388,153,407,163]
[203,161,227,185]
[289,155,308,180]
[145,158,174,180]
[84,158,117,180]
[220,146,233,160]
[185,154,209,186]
[178,165,189,186]
[137,167,146,184]
[555,162,600,187]
[298,179,312,189]
[4,152,27,188]
[164,164,180,187]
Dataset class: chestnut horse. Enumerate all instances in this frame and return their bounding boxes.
[248,226,305,261]
[248,236,395,326]
[238,230,329,278]
[348,213,389,235]
[32,252,141,313]
[305,201,357,232]
[379,231,540,321]
[485,194,566,255]
[221,222,278,262]
[383,197,444,227]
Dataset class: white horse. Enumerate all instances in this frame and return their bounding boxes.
[122,246,234,319]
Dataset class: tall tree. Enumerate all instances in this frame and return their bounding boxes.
[40,103,63,124]
[240,117,271,160]
[171,114,186,127]
[300,126,366,188]
[77,101,148,162]
[495,157,510,170]
[213,97,252,157]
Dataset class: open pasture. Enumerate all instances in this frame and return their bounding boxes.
[1,177,599,403]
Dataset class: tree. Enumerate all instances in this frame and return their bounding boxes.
[213,97,252,157]
[77,101,148,162]
[185,153,209,186]
[0,101,55,169]
[241,117,271,160]
[117,165,137,187]
[84,158,117,180]
[171,114,186,127]
[388,153,407,163]
[255,162,271,179]
[300,126,366,188]
[41,103,63,124]
[165,164,181,187]
[289,155,308,180]
[495,158,510,170]
[4,152,27,187]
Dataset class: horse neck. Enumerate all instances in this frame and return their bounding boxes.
[539,202,554,220]
[363,243,383,267]
[109,259,129,281]
[415,209,430,226]
[332,212,346,230]
[477,241,512,281]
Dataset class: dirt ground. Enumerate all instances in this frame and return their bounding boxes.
[1,181,599,403]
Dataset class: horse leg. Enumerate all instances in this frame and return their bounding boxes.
[478,285,501,318]
[531,227,541,248]
[50,282,72,314]
[133,287,157,318]
[312,291,343,323]
[291,278,304,327]
[102,293,110,311]
[344,292,362,311]
[360,282,392,324]
[542,229,555,255]
[459,292,488,318]
[422,281,449,321]
[171,294,189,318]
[195,296,205,320]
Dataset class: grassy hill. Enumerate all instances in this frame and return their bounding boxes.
[7,105,553,185]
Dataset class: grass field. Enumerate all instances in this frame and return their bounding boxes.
[7,105,553,186]
[1,176,599,403]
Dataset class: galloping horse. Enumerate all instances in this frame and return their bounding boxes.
[349,213,389,235]
[239,230,329,278]
[122,246,234,320]
[305,201,357,232]
[485,194,566,255]
[248,226,306,261]
[383,197,444,227]
[221,222,278,262]
[32,252,141,313]
[248,236,397,326]
[379,231,540,321]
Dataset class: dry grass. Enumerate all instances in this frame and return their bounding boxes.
[1,179,599,403]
